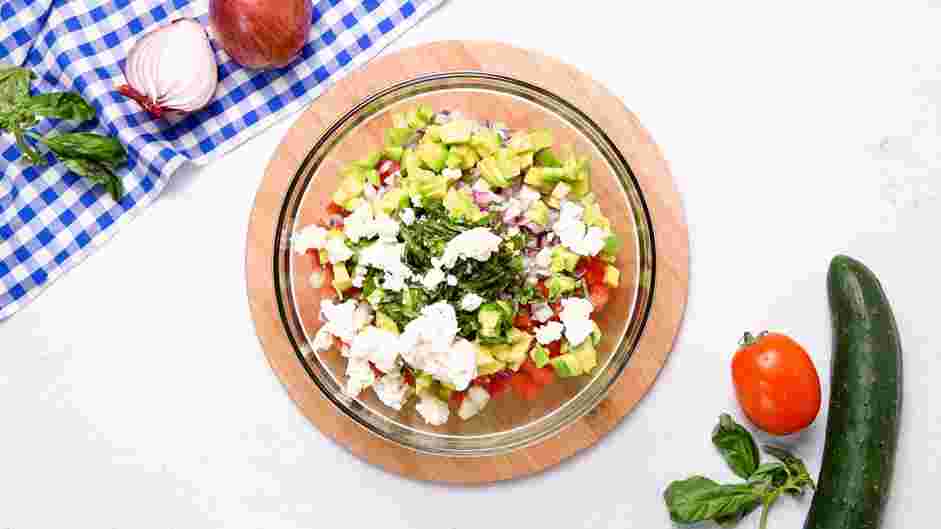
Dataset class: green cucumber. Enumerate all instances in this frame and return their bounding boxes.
[804,256,902,529]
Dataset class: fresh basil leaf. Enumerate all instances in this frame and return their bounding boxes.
[61,158,124,200]
[748,462,789,488]
[0,66,33,105]
[712,414,761,479]
[22,92,96,122]
[763,445,815,494]
[664,476,762,524]
[40,132,127,167]
[13,127,44,164]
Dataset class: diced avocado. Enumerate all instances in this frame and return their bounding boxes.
[517,151,534,170]
[444,187,486,222]
[402,148,421,176]
[550,353,582,378]
[376,187,406,215]
[524,166,566,192]
[392,112,409,129]
[483,328,533,367]
[530,343,550,368]
[332,167,366,207]
[418,142,448,172]
[508,129,553,154]
[478,156,512,189]
[477,302,504,338]
[583,202,611,230]
[591,321,602,347]
[365,168,380,187]
[535,147,563,168]
[476,348,506,376]
[383,145,404,162]
[495,300,514,318]
[571,339,597,373]
[602,234,621,258]
[375,311,399,334]
[446,145,480,170]
[332,262,353,294]
[550,246,580,273]
[352,151,382,170]
[402,167,448,200]
[603,265,620,288]
[470,129,501,158]
[415,104,435,124]
[547,274,577,300]
[436,383,453,401]
[524,199,550,226]
[385,127,415,148]
[569,169,590,198]
[439,119,475,144]
[548,182,571,209]
[415,372,433,394]
[423,124,442,144]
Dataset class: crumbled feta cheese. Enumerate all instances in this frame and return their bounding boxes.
[311,326,333,353]
[415,394,450,426]
[410,194,423,208]
[421,267,446,290]
[399,304,477,390]
[343,203,400,243]
[320,299,366,343]
[363,183,378,200]
[460,293,484,311]
[533,247,553,277]
[344,357,375,397]
[347,326,401,373]
[325,236,354,263]
[400,207,416,226]
[351,265,367,288]
[442,167,462,180]
[292,225,328,254]
[531,302,554,323]
[457,385,491,420]
[358,241,413,291]
[560,297,594,346]
[436,227,503,269]
[552,200,608,256]
[372,372,411,410]
[446,274,458,286]
[535,321,564,345]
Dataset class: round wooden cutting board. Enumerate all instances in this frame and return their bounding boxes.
[246,41,689,484]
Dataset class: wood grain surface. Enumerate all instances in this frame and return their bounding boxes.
[245,40,689,484]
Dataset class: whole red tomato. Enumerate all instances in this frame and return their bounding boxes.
[731,332,821,435]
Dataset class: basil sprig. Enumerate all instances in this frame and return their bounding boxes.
[664,415,815,529]
[0,65,127,199]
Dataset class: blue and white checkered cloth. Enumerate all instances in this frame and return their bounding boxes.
[0,0,441,319]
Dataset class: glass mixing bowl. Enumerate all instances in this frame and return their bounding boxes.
[273,72,655,456]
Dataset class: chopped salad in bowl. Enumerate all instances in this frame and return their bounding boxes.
[292,105,623,426]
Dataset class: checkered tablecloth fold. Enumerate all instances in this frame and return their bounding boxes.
[0,0,441,319]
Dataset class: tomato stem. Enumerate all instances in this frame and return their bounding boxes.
[739,331,768,347]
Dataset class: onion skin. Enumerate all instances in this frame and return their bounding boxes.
[209,0,312,70]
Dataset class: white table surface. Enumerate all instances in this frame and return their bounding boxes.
[2,1,938,527]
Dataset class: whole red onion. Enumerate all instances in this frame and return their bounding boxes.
[209,0,312,70]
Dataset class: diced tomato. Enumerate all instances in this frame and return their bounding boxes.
[368,362,384,378]
[403,369,415,387]
[549,301,563,322]
[589,284,611,311]
[449,390,466,407]
[320,265,336,298]
[521,358,556,386]
[585,257,607,287]
[536,279,549,299]
[345,287,362,297]
[333,336,347,351]
[472,375,491,387]
[546,340,563,358]
[306,248,323,269]
[508,372,541,401]
[574,257,590,279]
[326,202,346,216]
[377,159,400,185]
[513,309,534,331]
[487,370,512,396]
